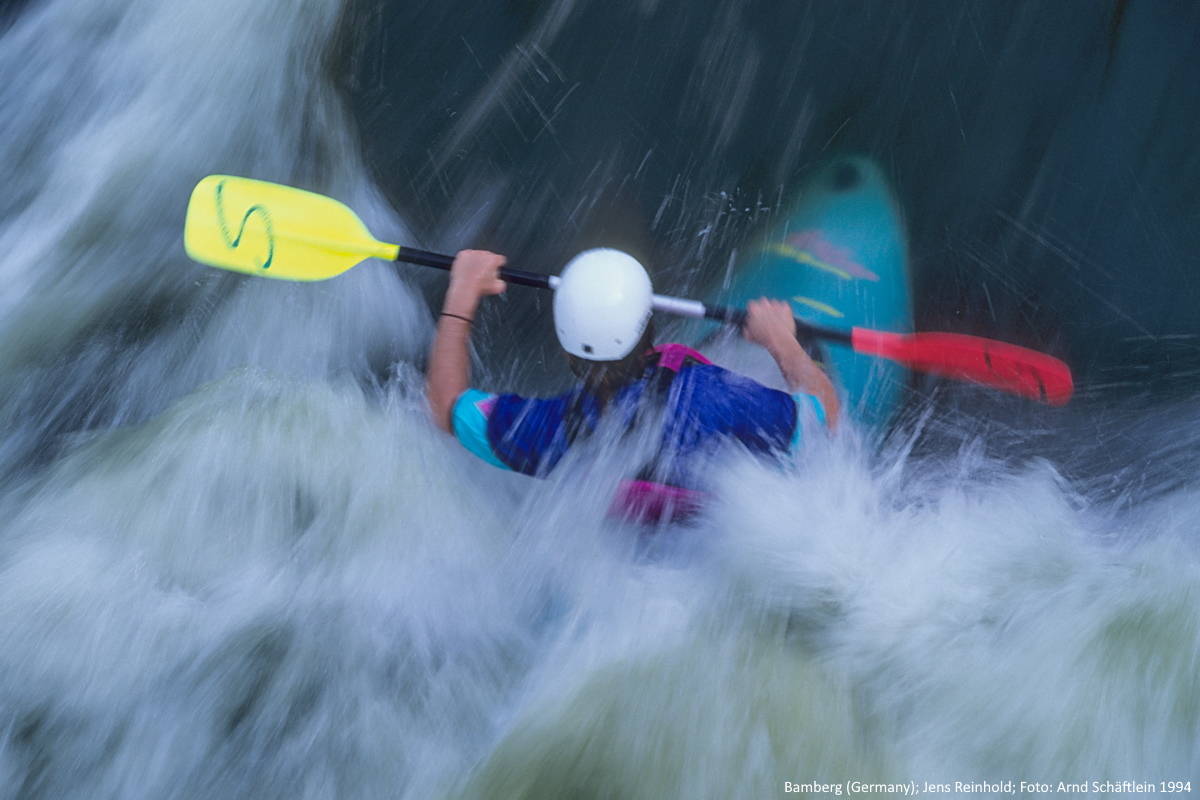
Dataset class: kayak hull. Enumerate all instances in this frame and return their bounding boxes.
[708,157,913,428]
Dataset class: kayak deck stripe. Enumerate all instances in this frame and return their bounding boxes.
[765,243,853,280]
[792,295,844,318]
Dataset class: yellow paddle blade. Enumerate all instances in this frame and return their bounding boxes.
[184,175,400,281]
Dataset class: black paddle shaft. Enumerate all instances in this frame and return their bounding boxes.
[394,246,853,344]
[396,247,553,289]
[703,304,853,345]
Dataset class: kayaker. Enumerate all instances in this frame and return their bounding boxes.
[426,247,839,522]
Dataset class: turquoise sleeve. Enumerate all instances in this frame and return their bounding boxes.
[451,389,511,470]
[788,392,828,451]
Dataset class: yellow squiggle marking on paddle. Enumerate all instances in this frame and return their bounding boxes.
[766,243,852,280]
[792,295,844,318]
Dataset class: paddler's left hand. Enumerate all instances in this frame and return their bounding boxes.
[428,250,507,433]
[443,250,508,320]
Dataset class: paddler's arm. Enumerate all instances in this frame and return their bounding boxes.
[743,298,840,430]
[426,250,508,432]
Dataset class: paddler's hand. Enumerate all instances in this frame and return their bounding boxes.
[742,298,798,352]
[428,250,507,434]
[443,250,507,320]
[743,297,840,430]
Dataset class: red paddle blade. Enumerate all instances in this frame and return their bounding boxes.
[851,329,1074,406]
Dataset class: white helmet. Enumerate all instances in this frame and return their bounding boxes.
[554,248,653,361]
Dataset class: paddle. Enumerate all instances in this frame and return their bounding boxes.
[184,175,1074,406]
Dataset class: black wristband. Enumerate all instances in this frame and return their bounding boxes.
[439,312,474,325]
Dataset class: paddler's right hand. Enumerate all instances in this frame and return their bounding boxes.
[443,250,508,319]
[742,298,798,353]
[742,297,840,429]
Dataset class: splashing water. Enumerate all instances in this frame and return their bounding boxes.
[0,0,428,478]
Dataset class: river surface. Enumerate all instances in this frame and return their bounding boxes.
[0,1,1197,797]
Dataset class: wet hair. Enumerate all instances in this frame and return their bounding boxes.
[565,319,656,402]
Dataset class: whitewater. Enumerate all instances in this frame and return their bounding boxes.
[0,0,1196,798]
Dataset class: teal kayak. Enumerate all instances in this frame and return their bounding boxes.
[708,157,913,428]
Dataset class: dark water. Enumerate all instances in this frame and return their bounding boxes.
[341,0,1200,397]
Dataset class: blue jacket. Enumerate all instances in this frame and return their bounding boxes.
[451,344,826,490]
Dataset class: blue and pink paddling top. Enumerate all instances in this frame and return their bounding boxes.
[451,344,827,522]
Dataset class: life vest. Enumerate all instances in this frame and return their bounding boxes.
[483,343,803,524]
[485,344,711,477]
[607,344,713,525]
